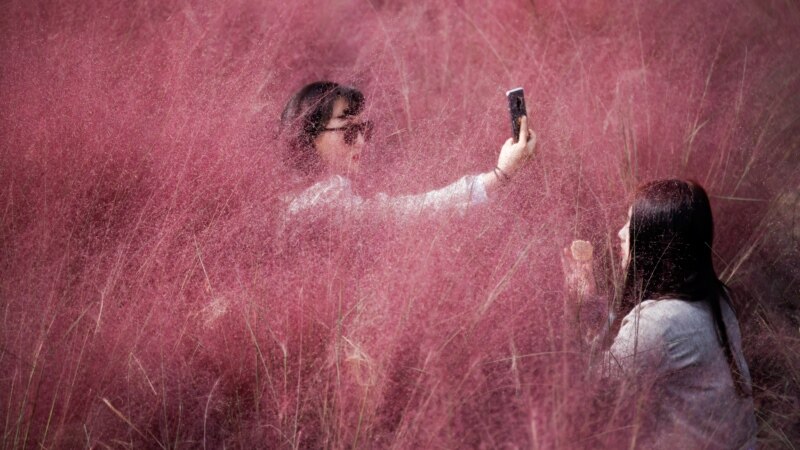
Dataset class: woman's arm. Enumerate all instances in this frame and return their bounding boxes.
[560,242,667,376]
[606,302,668,379]
[377,115,537,219]
[284,174,484,226]
[561,241,607,346]
[285,117,537,224]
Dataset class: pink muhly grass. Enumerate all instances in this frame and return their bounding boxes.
[1,0,799,448]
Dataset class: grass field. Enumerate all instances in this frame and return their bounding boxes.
[1,0,799,448]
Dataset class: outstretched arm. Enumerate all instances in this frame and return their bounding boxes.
[284,115,538,225]
[373,116,537,220]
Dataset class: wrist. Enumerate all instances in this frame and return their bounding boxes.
[497,160,518,176]
[480,171,499,193]
[494,166,511,182]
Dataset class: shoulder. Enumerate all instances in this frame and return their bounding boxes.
[611,301,669,358]
[619,300,678,334]
[620,299,715,346]
[632,299,706,324]
[286,175,355,214]
[614,301,664,345]
[631,299,722,368]
[607,301,670,377]
[303,175,353,195]
[613,300,704,355]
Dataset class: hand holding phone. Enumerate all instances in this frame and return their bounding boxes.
[496,115,536,178]
[487,87,536,188]
[506,87,527,143]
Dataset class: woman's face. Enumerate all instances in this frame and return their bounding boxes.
[618,207,632,269]
[314,97,367,176]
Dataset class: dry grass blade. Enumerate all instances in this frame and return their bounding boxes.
[101,398,166,449]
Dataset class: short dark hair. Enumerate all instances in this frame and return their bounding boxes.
[279,81,364,176]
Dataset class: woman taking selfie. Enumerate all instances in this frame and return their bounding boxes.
[276,82,537,437]
[278,81,536,228]
[565,179,757,449]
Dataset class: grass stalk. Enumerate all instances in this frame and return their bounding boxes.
[202,377,220,450]
[101,398,166,449]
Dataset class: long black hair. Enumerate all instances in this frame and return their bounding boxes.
[279,81,364,178]
[617,179,749,396]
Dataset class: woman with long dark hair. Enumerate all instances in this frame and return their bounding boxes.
[612,179,756,448]
[278,81,536,230]
[566,179,757,449]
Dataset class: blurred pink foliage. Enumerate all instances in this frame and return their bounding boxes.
[1,0,798,447]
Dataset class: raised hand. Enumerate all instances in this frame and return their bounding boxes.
[497,115,537,177]
[561,240,597,299]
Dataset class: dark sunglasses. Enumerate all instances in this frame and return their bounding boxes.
[321,120,374,145]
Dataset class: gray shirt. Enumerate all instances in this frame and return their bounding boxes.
[608,298,757,449]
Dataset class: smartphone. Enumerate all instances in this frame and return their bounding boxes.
[506,87,527,143]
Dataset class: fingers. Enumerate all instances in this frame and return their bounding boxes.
[560,247,571,270]
[518,116,529,143]
[524,129,537,158]
[571,239,594,261]
[561,248,572,285]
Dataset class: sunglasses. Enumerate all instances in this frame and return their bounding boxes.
[321,120,374,145]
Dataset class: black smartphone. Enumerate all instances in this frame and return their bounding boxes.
[506,87,527,143]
